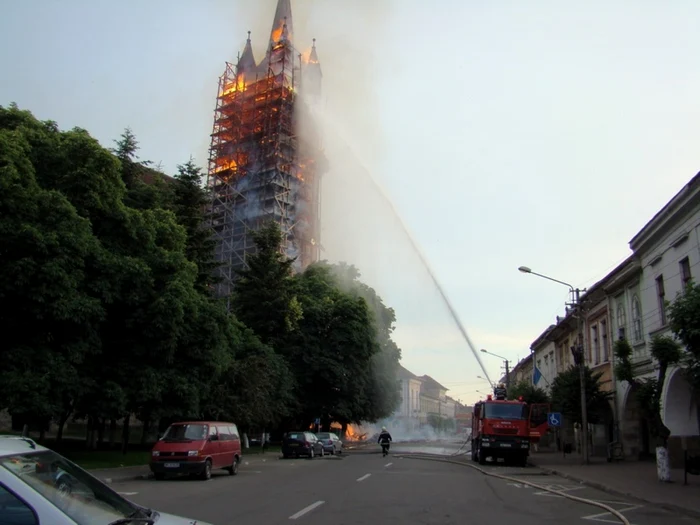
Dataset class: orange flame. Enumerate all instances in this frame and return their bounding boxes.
[221,73,246,97]
[345,424,367,441]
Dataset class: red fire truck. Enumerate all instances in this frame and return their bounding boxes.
[471,386,549,467]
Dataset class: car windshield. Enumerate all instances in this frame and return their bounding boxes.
[483,402,526,419]
[316,433,330,439]
[0,449,146,525]
[163,423,207,441]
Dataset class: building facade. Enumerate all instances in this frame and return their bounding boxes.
[628,173,700,463]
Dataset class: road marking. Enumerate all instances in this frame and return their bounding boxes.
[582,503,643,522]
[384,462,393,467]
[356,473,371,482]
[289,501,325,520]
[118,492,138,496]
[507,482,531,489]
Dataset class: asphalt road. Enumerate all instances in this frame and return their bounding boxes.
[113,443,699,525]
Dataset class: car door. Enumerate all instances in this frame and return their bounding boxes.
[204,424,222,468]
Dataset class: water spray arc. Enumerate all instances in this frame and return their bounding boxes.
[316,112,493,386]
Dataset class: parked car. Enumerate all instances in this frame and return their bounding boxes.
[0,435,212,525]
[281,431,324,459]
[150,421,242,480]
[315,432,343,455]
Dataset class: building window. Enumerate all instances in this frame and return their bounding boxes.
[616,302,626,339]
[632,295,642,341]
[680,257,692,290]
[591,324,600,364]
[656,275,667,326]
[601,319,609,361]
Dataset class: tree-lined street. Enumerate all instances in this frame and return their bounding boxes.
[107,444,696,524]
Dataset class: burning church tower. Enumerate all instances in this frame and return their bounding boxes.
[207,0,324,298]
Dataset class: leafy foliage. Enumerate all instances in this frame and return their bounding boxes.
[614,335,682,446]
[507,381,550,405]
[550,366,612,425]
[0,105,405,444]
[668,281,700,402]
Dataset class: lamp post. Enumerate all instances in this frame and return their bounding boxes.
[518,265,589,464]
[480,349,510,388]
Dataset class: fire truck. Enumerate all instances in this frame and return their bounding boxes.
[471,385,549,467]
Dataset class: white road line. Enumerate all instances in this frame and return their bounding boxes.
[384,462,393,467]
[118,492,138,496]
[356,473,371,482]
[289,501,325,520]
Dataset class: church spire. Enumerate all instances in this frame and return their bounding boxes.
[269,0,293,44]
[237,31,256,73]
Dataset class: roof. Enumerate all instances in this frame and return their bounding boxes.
[397,364,419,380]
[0,435,47,456]
[419,375,449,392]
[630,171,700,252]
[530,324,557,351]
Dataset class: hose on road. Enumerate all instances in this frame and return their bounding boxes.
[394,453,631,525]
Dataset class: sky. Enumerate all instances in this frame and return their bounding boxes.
[3,0,700,406]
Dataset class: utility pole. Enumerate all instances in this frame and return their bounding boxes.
[504,360,510,389]
[569,288,589,465]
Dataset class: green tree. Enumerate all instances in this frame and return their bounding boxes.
[550,366,612,425]
[0,122,103,439]
[507,380,550,405]
[232,221,302,347]
[668,281,700,407]
[170,158,219,292]
[289,263,380,428]
[614,335,682,448]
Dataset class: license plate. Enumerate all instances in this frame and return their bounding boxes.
[501,443,511,448]
[164,462,180,468]
[289,443,298,447]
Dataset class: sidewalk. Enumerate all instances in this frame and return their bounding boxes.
[90,452,283,484]
[528,450,700,518]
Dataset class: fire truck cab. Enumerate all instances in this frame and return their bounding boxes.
[471,385,548,467]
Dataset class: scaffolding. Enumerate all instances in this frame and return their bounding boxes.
[206,29,323,299]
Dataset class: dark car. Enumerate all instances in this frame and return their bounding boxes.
[282,431,324,459]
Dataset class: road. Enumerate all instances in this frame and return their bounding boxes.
[113,442,698,525]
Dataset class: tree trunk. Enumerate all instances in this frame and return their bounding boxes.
[56,412,70,444]
[97,419,106,446]
[39,428,46,441]
[87,416,98,450]
[121,414,131,455]
[656,446,671,482]
[109,419,117,449]
[341,422,348,440]
[141,417,151,445]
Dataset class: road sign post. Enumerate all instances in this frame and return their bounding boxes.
[547,412,562,428]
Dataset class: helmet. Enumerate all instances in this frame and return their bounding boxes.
[381,426,387,432]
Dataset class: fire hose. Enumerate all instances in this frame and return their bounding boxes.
[393,453,630,525]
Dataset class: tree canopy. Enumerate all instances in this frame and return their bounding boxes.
[0,104,403,446]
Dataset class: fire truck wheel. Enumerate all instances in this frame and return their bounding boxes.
[477,447,487,465]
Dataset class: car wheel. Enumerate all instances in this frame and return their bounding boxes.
[154,473,165,481]
[308,448,315,459]
[201,459,212,480]
[56,479,72,498]
[228,456,239,476]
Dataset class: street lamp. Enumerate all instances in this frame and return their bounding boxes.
[480,349,510,388]
[519,265,589,465]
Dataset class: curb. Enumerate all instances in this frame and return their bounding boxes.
[533,465,700,520]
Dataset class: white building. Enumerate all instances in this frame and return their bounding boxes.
[396,365,423,423]
[626,172,700,464]
[530,325,557,393]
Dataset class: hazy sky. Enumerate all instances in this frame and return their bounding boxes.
[3,1,700,405]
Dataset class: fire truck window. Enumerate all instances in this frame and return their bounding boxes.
[484,403,526,419]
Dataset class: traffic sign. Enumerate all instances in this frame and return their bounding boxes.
[547,413,561,427]
[314,418,321,425]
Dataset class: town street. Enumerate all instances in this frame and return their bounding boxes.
[112,443,697,525]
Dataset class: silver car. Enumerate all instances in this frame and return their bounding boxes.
[0,435,212,524]
[315,432,343,455]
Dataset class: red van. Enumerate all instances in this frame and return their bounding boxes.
[150,421,242,480]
